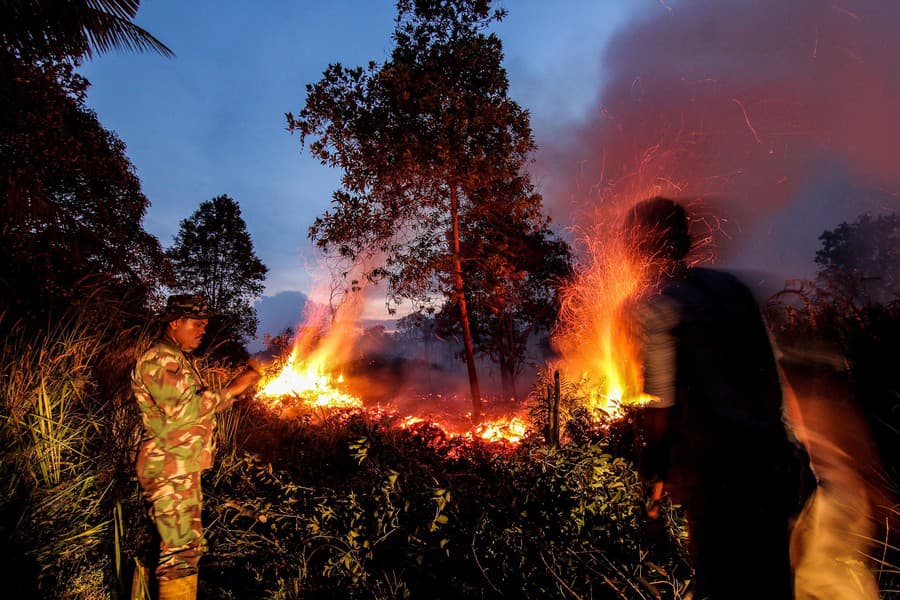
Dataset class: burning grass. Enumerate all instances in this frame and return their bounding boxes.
[254,388,531,449]
[254,322,535,447]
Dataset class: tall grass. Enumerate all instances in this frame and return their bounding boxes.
[0,310,143,598]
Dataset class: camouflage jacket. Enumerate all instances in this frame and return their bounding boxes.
[132,338,235,479]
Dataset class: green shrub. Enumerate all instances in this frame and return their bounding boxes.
[198,402,690,599]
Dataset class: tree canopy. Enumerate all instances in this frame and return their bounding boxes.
[0,56,172,322]
[168,195,268,351]
[815,212,899,306]
[450,207,572,400]
[0,0,174,327]
[290,0,549,420]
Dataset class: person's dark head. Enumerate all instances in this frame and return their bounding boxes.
[159,294,215,351]
[624,197,691,263]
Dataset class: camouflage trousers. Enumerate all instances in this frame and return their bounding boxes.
[138,471,206,581]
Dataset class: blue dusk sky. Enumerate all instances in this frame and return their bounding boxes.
[79,1,649,295]
[79,1,900,341]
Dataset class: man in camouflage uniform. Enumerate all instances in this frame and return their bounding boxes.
[132,294,260,600]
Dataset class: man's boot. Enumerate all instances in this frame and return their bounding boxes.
[157,574,197,600]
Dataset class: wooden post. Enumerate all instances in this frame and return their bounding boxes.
[549,369,561,447]
[545,384,553,444]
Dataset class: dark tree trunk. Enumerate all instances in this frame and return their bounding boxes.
[450,187,482,423]
[498,313,519,401]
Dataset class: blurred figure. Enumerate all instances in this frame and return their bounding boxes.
[625,197,812,600]
[131,294,260,600]
[779,341,885,600]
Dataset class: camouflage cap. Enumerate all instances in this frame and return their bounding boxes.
[159,294,215,322]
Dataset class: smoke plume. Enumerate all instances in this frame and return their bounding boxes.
[538,0,900,281]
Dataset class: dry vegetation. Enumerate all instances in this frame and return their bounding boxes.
[1,290,897,598]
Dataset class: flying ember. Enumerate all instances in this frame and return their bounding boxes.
[554,213,657,419]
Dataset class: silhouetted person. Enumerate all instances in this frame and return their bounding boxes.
[625,197,811,600]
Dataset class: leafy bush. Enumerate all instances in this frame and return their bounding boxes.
[0,310,692,599]
[196,401,690,599]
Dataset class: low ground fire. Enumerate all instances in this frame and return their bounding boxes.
[254,226,657,446]
[252,281,536,445]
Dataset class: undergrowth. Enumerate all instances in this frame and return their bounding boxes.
[2,296,897,598]
[197,402,691,599]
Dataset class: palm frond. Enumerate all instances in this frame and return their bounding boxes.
[0,0,173,59]
[80,7,174,58]
[85,0,141,20]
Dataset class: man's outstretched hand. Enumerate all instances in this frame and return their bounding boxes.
[227,367,261,398]
[247,350,278,377]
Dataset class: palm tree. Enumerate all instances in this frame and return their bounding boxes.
[1,0,173,60]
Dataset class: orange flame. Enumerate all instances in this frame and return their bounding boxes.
[257,359,361,409]
[473,416,528,444]
[398,414,528,444]
[256,284,364,410]
[254,283,530,445]
[555,216,656,420]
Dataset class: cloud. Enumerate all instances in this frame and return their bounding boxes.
[250,290,309,352]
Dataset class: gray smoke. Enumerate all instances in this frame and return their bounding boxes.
[536,0,900,282]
